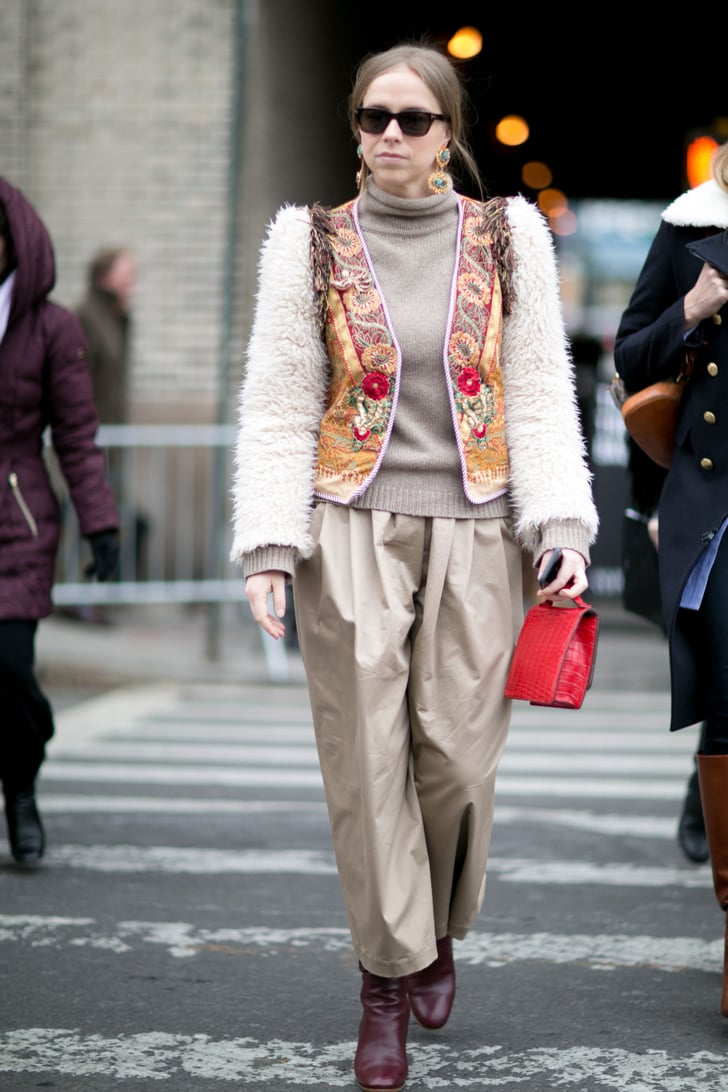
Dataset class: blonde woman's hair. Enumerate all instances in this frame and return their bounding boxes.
[712,140,728,194]
[348,42,484,199]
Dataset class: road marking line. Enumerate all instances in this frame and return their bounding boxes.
[0,917,719,971]
[0,1029,723,1088]
[14,845,712,887]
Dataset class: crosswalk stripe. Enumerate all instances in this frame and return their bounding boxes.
[0,1028,723,1089]
[31,797,682,840]
[25,845,712,888]
[8,680,720,1090]
[0,917,719,972]
[38,762,690,797]
[44,743,696,774]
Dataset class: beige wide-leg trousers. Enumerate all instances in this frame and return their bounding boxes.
[293,504,524,978]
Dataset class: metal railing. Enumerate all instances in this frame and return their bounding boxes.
[52,423,245,607]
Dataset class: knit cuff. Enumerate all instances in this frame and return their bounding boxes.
[242,546,296,580]
[532,519,592,568]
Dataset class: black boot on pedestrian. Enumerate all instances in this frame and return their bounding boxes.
[4,787,45,866]
[678,769,709,864]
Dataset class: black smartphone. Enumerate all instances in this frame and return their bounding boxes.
[538,547,563,589]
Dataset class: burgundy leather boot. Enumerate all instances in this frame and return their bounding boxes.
[407,935,455,1029]
[354,965,409,1092]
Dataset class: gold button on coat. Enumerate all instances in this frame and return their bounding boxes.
[711,313,723,325]
[708,362,719,375]
[700,457,714,470]
[704,411,717,424]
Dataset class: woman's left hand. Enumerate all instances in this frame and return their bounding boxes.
[536,547,588,600]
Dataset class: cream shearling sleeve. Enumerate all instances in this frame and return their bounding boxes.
[500,195,599,559]
[229,205,328,570]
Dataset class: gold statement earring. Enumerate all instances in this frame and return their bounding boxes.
[355,144,363,190]
[428,144,452,195]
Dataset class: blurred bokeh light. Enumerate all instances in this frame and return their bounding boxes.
[447,26,483,59]
[495,115,529,147]
[522,161,553,190]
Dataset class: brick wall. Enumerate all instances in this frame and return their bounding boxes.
[0,0,354,425]
[0,1,26,182]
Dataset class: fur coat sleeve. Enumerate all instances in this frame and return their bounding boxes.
[501,195,598,560]
[230,205,329,570]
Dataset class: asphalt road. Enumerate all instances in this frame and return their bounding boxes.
[1,639,726,1091]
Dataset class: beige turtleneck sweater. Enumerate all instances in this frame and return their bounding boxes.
[352,180,510,520]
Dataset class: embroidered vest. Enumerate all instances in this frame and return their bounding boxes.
[311,195,513,504]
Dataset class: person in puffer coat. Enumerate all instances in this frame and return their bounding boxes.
[0,176,120,866]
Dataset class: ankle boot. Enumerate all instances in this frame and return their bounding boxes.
[678,769,709,863]
[696,754,728,1016]
[4,786,45,866]
[354,964,409,1092]
[407,935,455,1029]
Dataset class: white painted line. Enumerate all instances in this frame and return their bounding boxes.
[0,917,720,972]
[72,723,316,743]
[51,720,693,751]
[37,762,690,797]
[496,752,693,774]
[41,844,338,873]
[0,1028,723,1088]
[47,742,321,765]
[44,742,695,775]
[489,857,712,888]
[493,805,678,839]
[38,762,325,787]
[506,729,698,752]
[37,795,327,814]
[493,777,686,799]
[23,845,712,888]
[50,684,181,746]
[32,796,679,840]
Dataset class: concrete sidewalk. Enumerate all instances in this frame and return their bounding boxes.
[35,595,671,696]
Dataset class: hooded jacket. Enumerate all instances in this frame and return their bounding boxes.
[0,177,119,619]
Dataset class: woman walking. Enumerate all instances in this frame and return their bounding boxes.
[231,43,597,1091]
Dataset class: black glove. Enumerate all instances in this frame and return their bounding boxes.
[85,530,120,582]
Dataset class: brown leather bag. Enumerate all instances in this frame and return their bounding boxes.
[610,353,695,469]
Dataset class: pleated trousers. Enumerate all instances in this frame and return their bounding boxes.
[293,504,523,977]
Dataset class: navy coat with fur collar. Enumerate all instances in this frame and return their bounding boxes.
[615,178,728,730]
[0,177,119,619]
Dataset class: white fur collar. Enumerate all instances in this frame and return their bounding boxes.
[662,179,728,228]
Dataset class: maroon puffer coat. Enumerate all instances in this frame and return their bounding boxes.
[0,177,119,620]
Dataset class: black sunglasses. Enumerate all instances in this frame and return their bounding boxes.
[355,107,449,137]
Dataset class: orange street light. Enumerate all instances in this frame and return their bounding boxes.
[495,115,529,147]
[447,26,483,59]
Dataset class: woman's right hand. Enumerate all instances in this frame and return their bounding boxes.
[245,570,288,640]
[684,261,728,330]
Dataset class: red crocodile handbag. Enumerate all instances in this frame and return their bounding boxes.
[504,596,600,709]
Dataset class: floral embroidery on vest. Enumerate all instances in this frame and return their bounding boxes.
[314,202,399,501]
[312,196,510,504]
[447,198,509,501]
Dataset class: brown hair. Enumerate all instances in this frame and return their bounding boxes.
[87,246,129,288]
[712,140,728,194]
[348,43,484,199]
